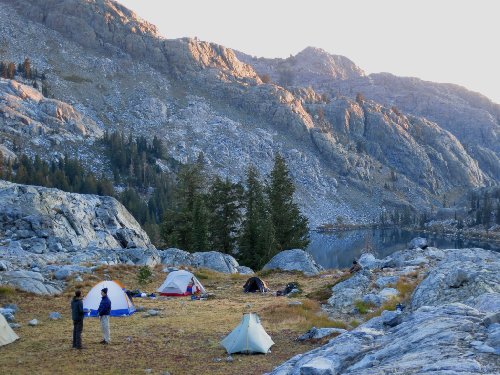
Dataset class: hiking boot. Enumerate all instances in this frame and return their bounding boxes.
[100,340,107,344]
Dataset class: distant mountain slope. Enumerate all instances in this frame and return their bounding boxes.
[242,48,500,180]
[0,0,496,226]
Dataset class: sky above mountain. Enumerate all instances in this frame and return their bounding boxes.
[117,0,500,104]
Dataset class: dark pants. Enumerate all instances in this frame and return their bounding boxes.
[72,319,83,348]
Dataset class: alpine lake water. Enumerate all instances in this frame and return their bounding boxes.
[306,228,500,269]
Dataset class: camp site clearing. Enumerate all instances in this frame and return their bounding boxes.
[0,265,351,375]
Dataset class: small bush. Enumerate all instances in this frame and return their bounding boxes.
[137,266,153,285]
[0,285,15,298]
[350,319,360,328]
[354,300,375,314]
[306,284,333,303]
[260,74,271,84]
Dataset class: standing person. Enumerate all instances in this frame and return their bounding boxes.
[71,290,84,349]
[97,288,111,344]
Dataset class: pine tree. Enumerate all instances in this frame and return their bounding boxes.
[23,58,31,79]
[481,192,492,226]
[207,177,244,254]
[161,159,206,251]
[191,195,209,251]
[239,165,276,270]
[7,63,15,79]
[267,154,309,251]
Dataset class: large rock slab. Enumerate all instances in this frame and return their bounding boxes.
[159,249,252,274]
[411,248,500,310]
[159,248,194,267]
[327,270,371,313]
[0,180,154,253]
[263,249,324,275]
[192,251,239,274]
[0,270,62,295]
[120,248,161,267]
[269,303,497,375]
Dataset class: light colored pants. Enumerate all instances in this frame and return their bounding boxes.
[100,315,110,343]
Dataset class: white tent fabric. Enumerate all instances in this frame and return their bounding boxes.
[0,313,19,347]
[157,270,206,296]
[221,313,274,354]
[83,280,135,317]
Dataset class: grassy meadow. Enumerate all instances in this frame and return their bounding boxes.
[0,266,353,375]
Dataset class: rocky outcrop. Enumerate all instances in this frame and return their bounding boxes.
[297,327,347,342]
[236,47,365,87]
[327,271,371,313]
[0,180,153,253]
[159,248,252,274]
[192,251,240,274]
[0,78,102,142]
[0,270,62,295]
[411,248,500,310]
[269,303,499,375]
[270,245,500,374]
[243,47,500,183]
[159,248,194,267]
[263,249,324,276]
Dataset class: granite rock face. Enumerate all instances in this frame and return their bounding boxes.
[159,248,252,274]
[263,249,324,275]
[411,248,500,310]
[271,246,500,374]
[269,303,498,375]
[0,78,102,143]
[192,251,240,274]
[0,180,153,253]
[0,270,62,295]
[327,271,371,313]
[243,47,500,183]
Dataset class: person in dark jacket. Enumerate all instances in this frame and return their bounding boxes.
[349,260,362,274]
[97,288,112,344]
[71,290,84,349]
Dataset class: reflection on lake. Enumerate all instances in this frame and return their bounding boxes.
[306,228,500,269]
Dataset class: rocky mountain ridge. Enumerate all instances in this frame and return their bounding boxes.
[0,0,497,226]
[243,48,500,181]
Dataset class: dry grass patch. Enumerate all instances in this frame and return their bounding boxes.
[0,267,344,375]
[260,299,347,332]
[364,274,422,320]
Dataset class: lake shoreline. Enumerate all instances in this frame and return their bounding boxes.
[315,224,500,245]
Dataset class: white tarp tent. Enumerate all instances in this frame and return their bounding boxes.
[157,270,206,296]
[83,280,135,317]
[221,313,274,354]
[0,313,19,347]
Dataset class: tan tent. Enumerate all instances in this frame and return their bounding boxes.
[0,313,19,347]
